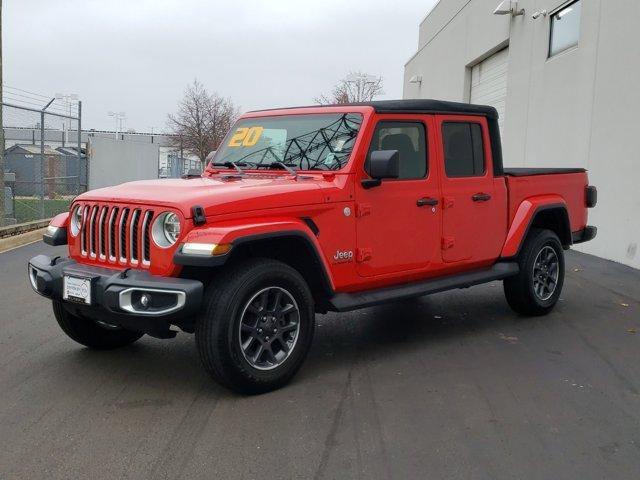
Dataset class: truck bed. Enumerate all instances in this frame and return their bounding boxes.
[504,168,586,177]
[505,170,588,234]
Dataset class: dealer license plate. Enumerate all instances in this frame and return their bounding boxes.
[63,275,92,305]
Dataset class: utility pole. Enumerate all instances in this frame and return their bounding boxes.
[108,111,126,140]
[0,0,4,227]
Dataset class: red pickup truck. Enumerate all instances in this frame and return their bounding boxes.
[29,100,597,393]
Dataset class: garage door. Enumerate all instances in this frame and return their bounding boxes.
[470,48,508,134]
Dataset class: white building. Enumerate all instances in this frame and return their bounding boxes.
[404,0,640,269]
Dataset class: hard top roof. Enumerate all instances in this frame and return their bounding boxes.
[250,99,498,119]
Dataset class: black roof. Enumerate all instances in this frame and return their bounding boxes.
[251,99,498,119]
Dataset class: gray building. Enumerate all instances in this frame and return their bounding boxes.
[404,0,640,269]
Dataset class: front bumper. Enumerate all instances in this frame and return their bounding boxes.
[28,255,203,338]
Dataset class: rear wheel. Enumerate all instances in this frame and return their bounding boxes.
[195,258,315,394]
[504,228,565,316]
[52,300,144,349]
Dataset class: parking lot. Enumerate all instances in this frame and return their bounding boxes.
[1,241,639,479]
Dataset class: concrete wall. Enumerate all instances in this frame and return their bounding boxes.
[88,137,159,190]
[404,0,640,269]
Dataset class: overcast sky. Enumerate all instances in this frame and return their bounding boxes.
[4,0,437,132]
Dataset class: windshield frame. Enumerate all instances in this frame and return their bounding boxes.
[206,106,374,174]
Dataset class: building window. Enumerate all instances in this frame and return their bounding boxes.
[549,0,582,57]
[442,122,485,178]
[367,122,427,179]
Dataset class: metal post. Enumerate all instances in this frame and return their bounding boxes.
[77,101,82,194]
[39,98,55,219]
[39,110,45,219]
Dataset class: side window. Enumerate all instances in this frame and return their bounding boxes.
[442,122,485,177]
[549,0,581,57]
[367,122,427,180]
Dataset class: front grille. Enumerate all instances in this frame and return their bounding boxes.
[78,203,155,268]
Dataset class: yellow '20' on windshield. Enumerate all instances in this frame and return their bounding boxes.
[228,126,264,147]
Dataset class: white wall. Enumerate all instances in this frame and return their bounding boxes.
[404,0,640,269]
[88,137,159,190]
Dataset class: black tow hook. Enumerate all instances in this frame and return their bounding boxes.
[120,268,132,279]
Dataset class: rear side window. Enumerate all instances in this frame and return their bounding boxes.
[367,122,427,179]
[442,122,485,177]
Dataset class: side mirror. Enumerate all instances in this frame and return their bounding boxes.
[362,150,399,189]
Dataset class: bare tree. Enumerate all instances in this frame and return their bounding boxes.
[167,80,238,165]
[315,71,384,105]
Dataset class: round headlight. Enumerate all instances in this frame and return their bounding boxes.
[70,205,82,236]
[152,212,181,248]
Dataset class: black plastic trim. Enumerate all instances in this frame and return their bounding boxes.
[43,226,68,246]
[328,262,519,312]
[586,186,597,208]
[301,217,320,237]
[27,255,203,337]
[504,168,587,177]
[503,203,571,259]
[173,230,334,296]
[572,226,597,244]
[192,205,206,225]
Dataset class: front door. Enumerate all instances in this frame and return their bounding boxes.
[436,115,502,264]
[355,116,442,277]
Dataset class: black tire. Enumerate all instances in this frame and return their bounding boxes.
[503,228,565,316]
[195,258,315,395]
[52,300,144,349]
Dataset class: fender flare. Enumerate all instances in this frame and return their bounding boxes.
[501,196,570,258]
[174,218,335,292]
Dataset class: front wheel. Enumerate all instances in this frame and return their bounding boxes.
[195,259,315,394]
[503,228,565,316]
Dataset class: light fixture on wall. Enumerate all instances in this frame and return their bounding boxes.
[409,75,422,85]
[532,10,548,19]
[493,0,525,17]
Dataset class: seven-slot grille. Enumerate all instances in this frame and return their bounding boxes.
[79,204,154,267]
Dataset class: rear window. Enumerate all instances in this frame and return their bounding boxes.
[442,122,485,177]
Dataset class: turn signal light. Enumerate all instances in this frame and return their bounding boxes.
[182,243,232,256]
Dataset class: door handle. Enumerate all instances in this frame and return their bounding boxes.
[417,197,439,207]
[472,193,492,202]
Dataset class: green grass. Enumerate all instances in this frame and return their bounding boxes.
[14,197,72,224]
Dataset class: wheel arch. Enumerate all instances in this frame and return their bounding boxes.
[501,198,572,258]
[175,222,335,310]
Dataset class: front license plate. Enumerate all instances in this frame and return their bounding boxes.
[63,275,92,305]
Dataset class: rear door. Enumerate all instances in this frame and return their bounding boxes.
[355,115,442,277]
[436,115,503,264]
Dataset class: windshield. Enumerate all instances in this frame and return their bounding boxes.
[211,113,363,171]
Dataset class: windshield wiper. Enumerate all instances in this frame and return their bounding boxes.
[211,161,246,174]
[268,161,297,177]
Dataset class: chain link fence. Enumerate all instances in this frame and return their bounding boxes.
[3,96,85,225]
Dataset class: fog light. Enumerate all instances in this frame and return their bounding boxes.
[140,293,151,309]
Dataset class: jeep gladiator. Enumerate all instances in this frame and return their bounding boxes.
[29,100,597,393]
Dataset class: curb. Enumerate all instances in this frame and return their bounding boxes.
[0,219,51,238]
[0,228,47,254]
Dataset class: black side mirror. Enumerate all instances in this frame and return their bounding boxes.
[362,150,399,189]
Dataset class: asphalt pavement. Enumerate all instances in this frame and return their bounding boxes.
[1,241,639,479]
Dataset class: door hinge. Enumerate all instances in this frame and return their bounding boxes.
[442,236,455,250]
[356,203,372,218]
[356,247,372,263]
[443,196,455,209]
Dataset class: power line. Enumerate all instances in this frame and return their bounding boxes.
[2,84,51,99]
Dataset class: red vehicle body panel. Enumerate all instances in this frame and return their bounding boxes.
[64,105,592,295]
